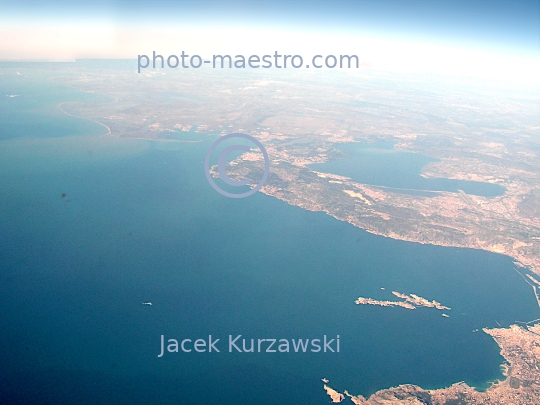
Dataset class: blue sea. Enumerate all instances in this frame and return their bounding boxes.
[0,65,537,405]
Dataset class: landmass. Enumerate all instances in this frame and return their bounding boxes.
[323,322,540,404]
[45,66,539,280]
[355,291,450,311]
[355,296,416,310]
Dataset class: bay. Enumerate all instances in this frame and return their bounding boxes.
[0,68,536,405]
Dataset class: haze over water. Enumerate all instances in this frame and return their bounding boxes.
[0,66,538,404]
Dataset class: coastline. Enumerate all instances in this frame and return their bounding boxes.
[258,184,540,280]
[58,101,112,136]
[322,322,540,404]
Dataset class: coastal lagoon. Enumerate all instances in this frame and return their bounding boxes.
[310,141,506,197]
[0,66,537,404]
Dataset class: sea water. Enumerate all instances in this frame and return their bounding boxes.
[0,66,537,404]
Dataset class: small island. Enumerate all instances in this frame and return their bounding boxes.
[355,291,450,311]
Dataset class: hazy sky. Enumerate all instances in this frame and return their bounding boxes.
[0,0,538,81]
